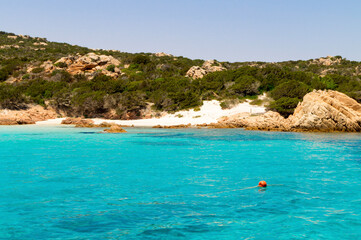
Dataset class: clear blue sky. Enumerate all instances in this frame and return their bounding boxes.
[1,0,360,62]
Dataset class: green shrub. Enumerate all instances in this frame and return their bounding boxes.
[22,73,30,80]
[268,97,300,117]
[194,106,201,111]
[31,67,44,73]
[0,83,28,109]
[51,70,72,82]
[106,64,115,72]
[220,99,239,109]
[132,54,150,65]
[250,99,263,106]
[54,62,67,68]
[0,70,8,82]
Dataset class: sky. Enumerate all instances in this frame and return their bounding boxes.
[0,0,360,62]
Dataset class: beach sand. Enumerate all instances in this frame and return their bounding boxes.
[36,100,265,127]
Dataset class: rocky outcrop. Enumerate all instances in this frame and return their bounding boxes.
[217,90,361,132]
[0,105,57,125]
[312,56,342,66]
[154,52,173,57]
[7,35,18,39]
[53,53,122,78]
[186,60,226,79]
[186,66,207,79]
[33,42,48,46]
[41,60,54,72]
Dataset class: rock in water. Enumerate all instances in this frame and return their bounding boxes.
[0,119,20,125]
[61,118,95,127]
[103,125,127,133]
[239,111,290,131]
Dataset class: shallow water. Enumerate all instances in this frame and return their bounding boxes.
[0,126,361,239]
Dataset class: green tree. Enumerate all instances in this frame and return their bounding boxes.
[268,97,300,117]
[270,80,310,100]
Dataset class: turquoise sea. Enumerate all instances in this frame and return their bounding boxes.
[1,126,361,239]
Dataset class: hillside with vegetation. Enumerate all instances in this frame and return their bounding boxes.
[1,31,361,119]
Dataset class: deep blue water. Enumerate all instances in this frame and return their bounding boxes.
[1,126,361,239]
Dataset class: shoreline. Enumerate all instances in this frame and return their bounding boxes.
[35,100,266,127]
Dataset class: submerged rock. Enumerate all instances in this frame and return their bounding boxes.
[62,118,128,132]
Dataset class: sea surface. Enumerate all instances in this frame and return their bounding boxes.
[0,126,361,239]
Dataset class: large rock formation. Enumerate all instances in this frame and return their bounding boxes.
[186,60,226,79]
[289,90,361,131]
[0,105,57,125]
[217,90,361,132]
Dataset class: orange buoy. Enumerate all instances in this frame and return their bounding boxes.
[258,181,267,187]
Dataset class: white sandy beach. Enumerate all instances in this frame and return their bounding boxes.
[36,100,266,127]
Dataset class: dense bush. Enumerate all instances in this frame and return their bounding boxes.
[54,62,67,68]
[0,83,28,109]
[231,75,260,96]
[31,67,44,73]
